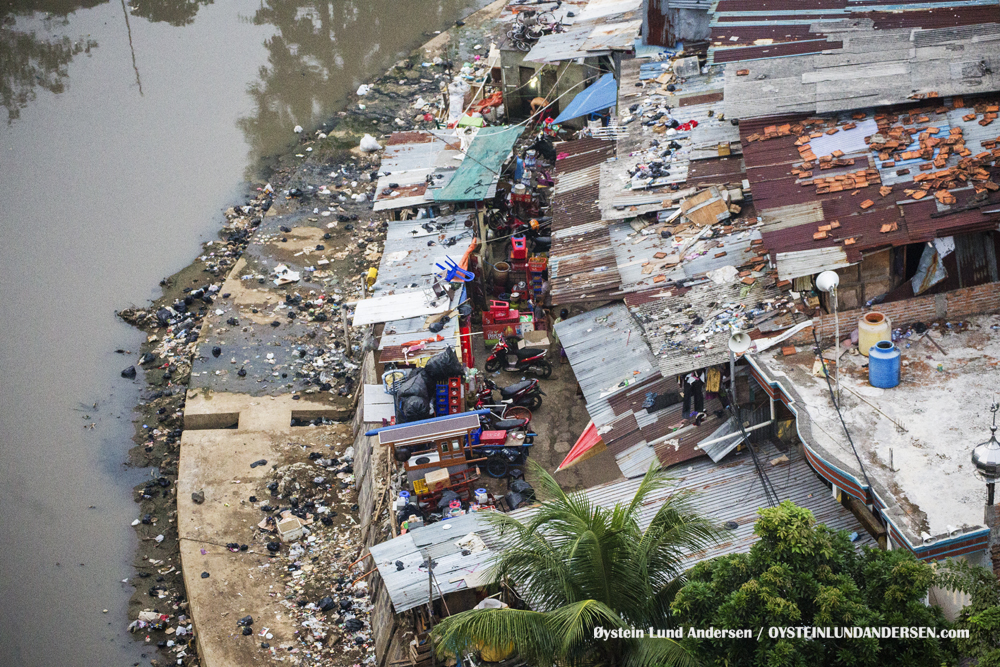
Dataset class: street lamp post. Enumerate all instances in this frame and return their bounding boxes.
[972,404,1000,506]
[816,270,841,407]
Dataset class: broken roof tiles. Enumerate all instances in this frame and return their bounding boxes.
[740,96,1000,272]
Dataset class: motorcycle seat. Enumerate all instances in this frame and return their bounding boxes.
[514,347,545,360]
[492,418,527,430]
[500,380,535,398]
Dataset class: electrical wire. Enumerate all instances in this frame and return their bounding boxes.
[799,295,873,492]
[721,384,779,508]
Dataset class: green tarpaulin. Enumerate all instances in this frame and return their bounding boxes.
[433,125,522,203]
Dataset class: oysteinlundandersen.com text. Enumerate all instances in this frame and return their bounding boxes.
[592,626,969,641]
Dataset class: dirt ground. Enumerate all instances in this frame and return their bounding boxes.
[470,335,623,498]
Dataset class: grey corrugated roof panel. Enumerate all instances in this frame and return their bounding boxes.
[601,67,736,219]
[580,19,643,52]
[379,312,459,352]
[775,246,852,281]
[553,164,603,194]
[555,304,658,425]
[681,230,760,279]
[698,417,744,463]
[506,443,874,568]
[722,26,1000,119]
[614,440,659,476]
[524,24,605,63]
[575,0,641,22]
[369,512,496,613]
[372,131,465,211]
[374,214,475,293]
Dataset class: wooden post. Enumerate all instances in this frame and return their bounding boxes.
[342,306,352,359]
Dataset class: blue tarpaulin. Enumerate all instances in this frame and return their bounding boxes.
[553,73,618,124]
[433,125,523,203]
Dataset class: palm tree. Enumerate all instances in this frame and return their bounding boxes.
[432,461,719,666]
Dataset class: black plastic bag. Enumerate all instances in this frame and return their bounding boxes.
[424,347,463,381]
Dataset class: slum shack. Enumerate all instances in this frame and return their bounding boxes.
[366,512,503,663]
[369,412,492,521]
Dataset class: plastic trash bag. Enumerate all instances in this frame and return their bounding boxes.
[359,134,382,153]
[424,347,463,381]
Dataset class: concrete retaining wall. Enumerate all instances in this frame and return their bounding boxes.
[351,351,398,666]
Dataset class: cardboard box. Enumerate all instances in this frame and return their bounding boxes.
[424,468,451,493]
[518,330,550,348]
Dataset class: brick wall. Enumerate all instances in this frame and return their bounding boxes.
[789,282,1000,345]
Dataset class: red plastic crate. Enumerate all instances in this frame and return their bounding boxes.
[511,236,528,260]
[489,300,510,318]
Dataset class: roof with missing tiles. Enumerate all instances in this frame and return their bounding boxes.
[739,98,1000,273]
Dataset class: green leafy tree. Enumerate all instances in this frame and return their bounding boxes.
[671,501,954,667]
[936,556,1000,666]
[432,461,719,667]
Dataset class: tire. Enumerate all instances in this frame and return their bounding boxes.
[514,36,531,52]
[536,361,553,379]
[485,357,500,373]
[536,11,555,25]
[487,211,505,232]
[526,394,542,411]
[486,456,509,478]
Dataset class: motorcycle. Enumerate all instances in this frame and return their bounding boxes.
[484,334,552,379]
[476,377,545,412]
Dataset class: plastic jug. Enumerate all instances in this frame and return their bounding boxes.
[858,312,891,357]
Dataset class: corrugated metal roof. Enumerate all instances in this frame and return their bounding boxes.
[600,60,744,221]
[524,23,610,63]
[554,304,727,473]
[373,131,464,211]
[626,279,796,378]
[709,0,1000,69]
[369,512,496,613]
[378,290,464,363]
[740,97,1000,267]
[352,290,452,327]
[548,138,623,303]
[722,20,1000,119]
[354,213,472,326]
[375,214,475,294]
[505,442,875,567]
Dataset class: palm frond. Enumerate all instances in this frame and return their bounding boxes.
[625,636,701,667]
[432,607,557,663]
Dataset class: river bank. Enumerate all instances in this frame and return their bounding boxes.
[116,2,508,664]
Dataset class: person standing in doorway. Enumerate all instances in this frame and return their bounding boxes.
[681,370,706,425]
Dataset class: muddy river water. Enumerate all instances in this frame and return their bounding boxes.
[0,0,483,662]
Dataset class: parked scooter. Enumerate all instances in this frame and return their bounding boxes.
[484,334,552,378]
[476,377,545,411]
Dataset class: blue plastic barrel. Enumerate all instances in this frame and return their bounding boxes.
[868,340,901,388]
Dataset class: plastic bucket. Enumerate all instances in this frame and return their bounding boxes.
[494,261,510,289]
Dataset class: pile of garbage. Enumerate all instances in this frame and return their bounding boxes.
[250,441,379,662]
